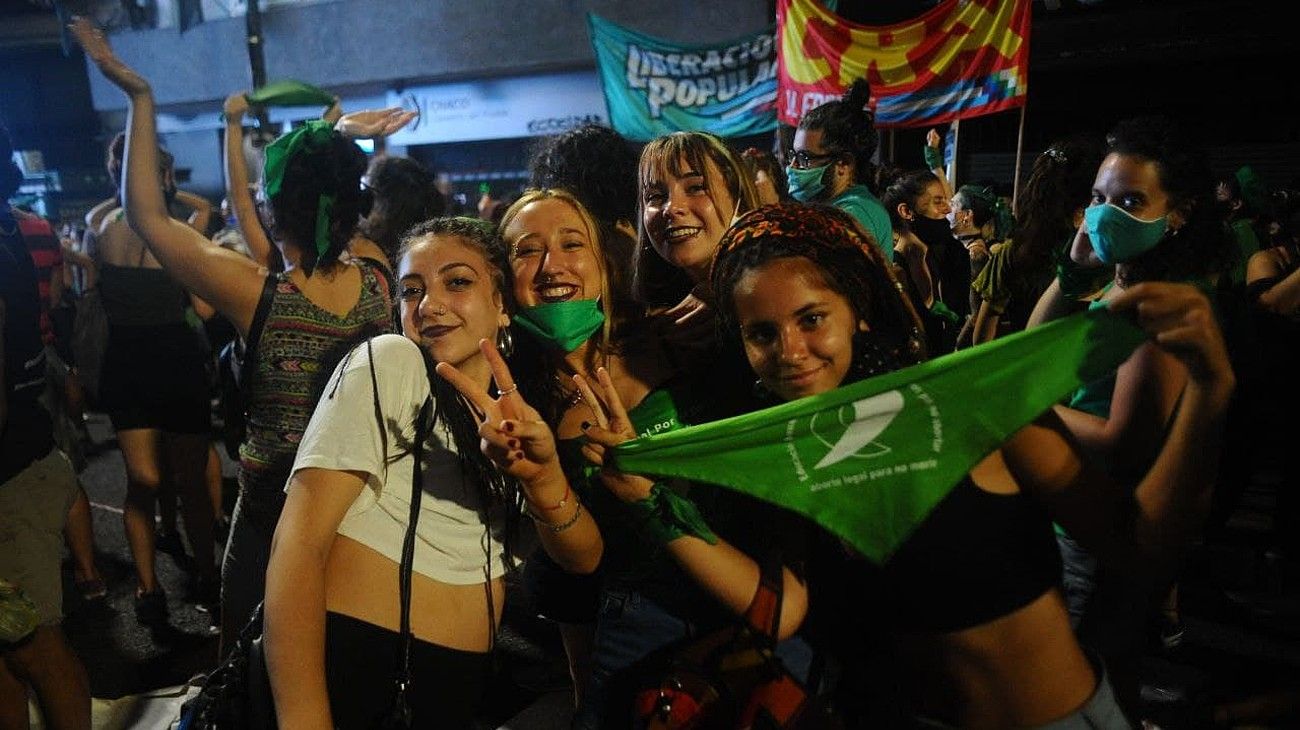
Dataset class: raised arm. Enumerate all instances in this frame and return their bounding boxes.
[223,93,276,268]
[73,18,264,337]
[1006,283,1234,582]
[174,189,212,233]
[926,128,953,201]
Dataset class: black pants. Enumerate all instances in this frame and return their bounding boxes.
[324,611,492,728]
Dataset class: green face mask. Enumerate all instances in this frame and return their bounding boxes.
[512,299,606,353]
[786,163,831,202]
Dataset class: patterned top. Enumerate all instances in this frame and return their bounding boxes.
[239,260,397,499]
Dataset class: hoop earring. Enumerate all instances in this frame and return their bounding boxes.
[496,326,514,359]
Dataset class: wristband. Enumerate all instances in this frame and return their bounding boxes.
[928,299,961,325]
[923,145,943,171]
[528,500,584,533]
[526,483,572,512]
[629,482,719,546]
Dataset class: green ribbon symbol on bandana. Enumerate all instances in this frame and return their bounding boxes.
[262,119,338,259]
[610,308,1146,565]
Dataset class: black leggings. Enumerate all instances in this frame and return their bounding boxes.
[324,612,491,729]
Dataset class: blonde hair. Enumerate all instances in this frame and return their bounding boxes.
[498,188,617,358]
[634,132,761,306]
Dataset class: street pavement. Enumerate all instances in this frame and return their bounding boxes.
[54,411,1300,728]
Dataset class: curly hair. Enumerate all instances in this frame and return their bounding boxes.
[359,155,444,264]
[394,217,523,605]
[797,79,879,192]
[269,130,371,276]
[528,124,639,227]
[634,131,761,307]
[711,203,926,379]
[1104,117,1234,283]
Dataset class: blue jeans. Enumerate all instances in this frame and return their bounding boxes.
[571,587,813,730]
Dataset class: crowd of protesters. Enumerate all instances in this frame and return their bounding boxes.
[3,15,1300,730]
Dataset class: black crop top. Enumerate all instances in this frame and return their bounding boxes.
[847,476,1062,633]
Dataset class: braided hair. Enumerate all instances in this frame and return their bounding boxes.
[797,79,880,193]
[711,203,926,384]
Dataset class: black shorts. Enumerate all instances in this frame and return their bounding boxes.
[324,611,491,729]
[100,323,210,434]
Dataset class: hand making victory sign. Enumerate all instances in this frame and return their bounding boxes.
[572,367,657,503]
[435,339,561,486]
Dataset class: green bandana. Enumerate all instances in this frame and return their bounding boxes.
[246,79,336,108]
[513,299,606,353]
[610,308,1145,565]
[262,120,337,259]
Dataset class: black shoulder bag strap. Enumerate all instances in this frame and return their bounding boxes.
[368,337,434,729]
[238,272,278,404]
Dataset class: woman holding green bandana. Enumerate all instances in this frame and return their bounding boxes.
[582,202,1233,727]
[499,189,814,728]
[73,19,399,649]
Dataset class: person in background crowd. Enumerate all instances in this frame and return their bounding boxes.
[1217,167,1264,286]
[357,154,444,269]
[0,121,92,730]
[528,123,641,241]
[787,78,893,261]
[73,19,400,647]
[1049,116,1236,716]
[882,170,964,353]
[88,125,218,625]
[969,137,1104,345]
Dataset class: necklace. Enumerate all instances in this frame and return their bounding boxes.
[556,374,584,411]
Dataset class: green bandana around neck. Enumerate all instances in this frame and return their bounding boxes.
[513,299,606,353]
[263,120,338,260]
[610,307,1146,565]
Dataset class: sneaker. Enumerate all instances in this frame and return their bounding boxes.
[75,577,108,602]
[134,589,168,624]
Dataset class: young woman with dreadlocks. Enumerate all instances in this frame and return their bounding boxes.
[579,202,1233,727]
[264,218,602,728]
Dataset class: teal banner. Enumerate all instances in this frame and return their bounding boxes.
[587,14,779,141]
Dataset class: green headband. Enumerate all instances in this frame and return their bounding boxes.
[262,119,337,259]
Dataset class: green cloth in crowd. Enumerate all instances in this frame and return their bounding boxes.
[246,79,335,108]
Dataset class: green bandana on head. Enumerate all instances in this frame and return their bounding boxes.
[610,307,1146,565]
[262,120,338,260]
[513,299,606,353]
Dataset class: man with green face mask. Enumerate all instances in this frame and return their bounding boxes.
[787,79,894,261]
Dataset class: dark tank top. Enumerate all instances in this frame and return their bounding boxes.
[98,264,188,327]
[857,477,1062,633]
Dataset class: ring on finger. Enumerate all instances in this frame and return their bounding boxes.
[498,384,519,397]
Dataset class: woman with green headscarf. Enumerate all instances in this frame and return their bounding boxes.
[73,19,399,648]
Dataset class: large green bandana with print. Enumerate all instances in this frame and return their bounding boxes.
[610,307,1146,564]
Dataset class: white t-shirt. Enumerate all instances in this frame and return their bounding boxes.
[291,334,529,585]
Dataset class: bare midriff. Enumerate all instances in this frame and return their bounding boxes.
[322,534,505,653]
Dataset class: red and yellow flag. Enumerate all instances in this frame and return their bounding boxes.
[777,0,1030,128]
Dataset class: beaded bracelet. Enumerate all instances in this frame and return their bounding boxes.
[529,500,584,534]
